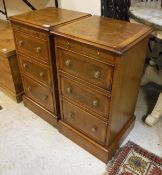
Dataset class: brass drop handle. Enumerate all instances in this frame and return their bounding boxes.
[42,95,48,101]
[65,59,71,67]
[39,72,44,77]
[19,40,24,46]
[68,111,74,119]
[91,126,97,133]
[36,47,41,53]
[94,71,101,79]
[23,63,28,69]
[97,52,100,56]
[28,86,32,92]
[92,99,99,108]
[67,87,72,94]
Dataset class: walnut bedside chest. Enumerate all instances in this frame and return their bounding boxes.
[0,19,23,102]
[53,16,152,162]
[10,7,90,127]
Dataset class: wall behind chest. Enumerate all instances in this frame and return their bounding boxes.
[0,0,141,20]
[59,0,140,16]
[59,0,101,15]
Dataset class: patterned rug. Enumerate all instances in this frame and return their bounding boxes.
[108,141,162,175]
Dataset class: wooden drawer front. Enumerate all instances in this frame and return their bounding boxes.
[23,76,54,112]
[12,24,47,40]
[0,56,14,90]
[15,32,49,62]
[0,70,15,91]
[0,55,10,72]
[61,76,110,117]
[62,100,107,145]
[56,37,114,64]
[59,49,113,90]
[19,56,51,86]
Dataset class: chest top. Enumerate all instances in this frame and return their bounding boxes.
[10,7,90,31]
[0,20,15,57]
[53,16,152,54]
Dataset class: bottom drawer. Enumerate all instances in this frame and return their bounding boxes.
[62,99,107,145]
[23,75,54,112]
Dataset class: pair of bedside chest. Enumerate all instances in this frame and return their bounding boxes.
[10,7,152,162]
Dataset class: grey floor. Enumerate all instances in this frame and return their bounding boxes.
[0,84,162,175]
[124,84,162,156]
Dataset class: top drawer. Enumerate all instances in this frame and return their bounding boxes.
[58,48,114,91]
[12,24,47,40]
[15,32,49,63]
[55,36,114,65]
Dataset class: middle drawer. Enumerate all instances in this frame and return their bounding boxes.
[60,76,110,118]
[19,55,51,86]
